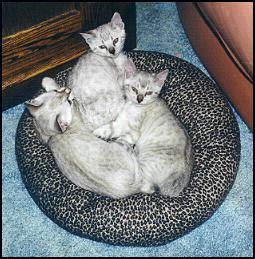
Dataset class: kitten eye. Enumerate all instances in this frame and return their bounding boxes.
[113,38,119,46]
[131,87,138,94]
[67,99,72,105]
[145,91,153,96]
[99,45,106,49]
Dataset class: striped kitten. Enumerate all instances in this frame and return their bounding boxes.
[67,12,128,131]
[93,59,193,197]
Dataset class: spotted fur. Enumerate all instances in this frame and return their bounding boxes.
[15,51,240,246]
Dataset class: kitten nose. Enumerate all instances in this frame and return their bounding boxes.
[109,47,115,55]
[137,95,144,103]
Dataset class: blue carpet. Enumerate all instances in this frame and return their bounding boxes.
[2,2,253,257]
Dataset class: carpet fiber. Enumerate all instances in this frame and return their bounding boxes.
[2,2,253,257]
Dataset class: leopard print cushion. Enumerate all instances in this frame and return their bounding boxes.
[15,51,240,246]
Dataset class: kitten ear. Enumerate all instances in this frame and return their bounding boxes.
[124,58,137,78]
[111,12,124,30]
[154,69,169,87]
[42,77,59,92]
[25,94,47,116]
[56,108,72,133]
[80,32,95,45]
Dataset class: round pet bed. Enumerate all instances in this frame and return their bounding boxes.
[15,50,240,246]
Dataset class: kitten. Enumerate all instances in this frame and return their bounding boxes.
[67,12,128,131]
[25,77,154,199]
[93,59,193,197]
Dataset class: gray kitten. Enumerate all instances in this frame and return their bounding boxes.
[67,12,128,131]
[25,77,153,199]
[94,59,193,197]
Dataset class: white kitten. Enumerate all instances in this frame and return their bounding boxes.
[94,59,193,197]
[25,78,155,199]
[67,12,128,130]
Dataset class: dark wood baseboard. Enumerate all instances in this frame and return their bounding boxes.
[2,10,86,91]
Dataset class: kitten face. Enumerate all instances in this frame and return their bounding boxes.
[123,59,169,105]
[80,12,126,57]
[124,72,159,105]
[25,78,74,137]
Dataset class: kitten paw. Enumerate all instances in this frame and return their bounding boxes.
[140,183,156,194]
[93,125,112,139]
